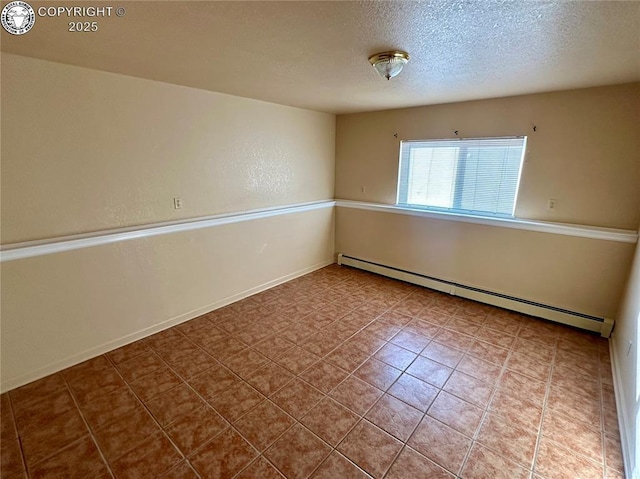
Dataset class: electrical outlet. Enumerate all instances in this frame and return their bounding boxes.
[547,198,557,210]
[173,197,183,209]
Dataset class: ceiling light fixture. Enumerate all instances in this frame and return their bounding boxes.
[368,51,410,80]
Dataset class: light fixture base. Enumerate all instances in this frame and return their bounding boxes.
[368,51,410,80]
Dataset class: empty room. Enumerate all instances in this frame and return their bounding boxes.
[1,1,639,478]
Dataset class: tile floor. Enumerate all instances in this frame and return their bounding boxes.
[0,264,626,479]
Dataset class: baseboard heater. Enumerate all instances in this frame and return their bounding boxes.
[337,253,614,338]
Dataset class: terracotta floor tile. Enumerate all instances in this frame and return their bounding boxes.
[166,403,228,455]
[475,327,517,349]
[311,451,370,479]
[128,367,182,403]
[433,329,475,351]
[144,328,186,350]
[421,341,464,368]
[428,391,483,437]
[271,378,325,419]
[476,413,537,469]
[67,367,127,404]
[496,370,547,408]
[549,369,600,401]
[386,446,454,479]
[14,388,76,436]
[236,456,285,479]
[541,408,603,462]
[415,309,450,326]
[466,340,509,366]
[512,337,555,363]
[1,436,24,477]
[388,373,439,412]
[187,364,240,401]
[374,343,418,370]
[20,408,88,469]
[93,404,160,462]
[265,424,331,479]
[166,349,218,379]
[325,344,370,372]
[208,382,265,423]
[338,420,403,478]
[300,330,344,357]
[107,340,152,365]
[363,319,402,341]
[116,350,167,382]
[604,434,624,473]
[253,335,296,360]
[236,324,274,346]
[406,356,453,388]
[221,348,269,379]
[144,383,205,427]
[300,360,349,393]
[1,266,625,479]
[482,317,521,337]
[489,389,542,432]
[202,337,247,361]
[159,461,200,479]
[506,351,552,382]
[330,375,384,415]
[245,361,296,397]
[301,397,359,446]
[354,358,402,391]
[546,387,602,430]
[456,355,501,385]
[111,432,182,479]
[460,442,531,479]
[234,400,295,451]
[443,370,494,408]
[380,310,414,328]
[346,330,386,355]
[444,318,481,336]
[604,467,626,479]
[365,394,423,441]
[191,428,257,477]
[408,415,471,475]
[28,436,109,479]
[535,437,603,479]
[79,386,140,431]
[274,346,321,375]
[389,330,430,354]
[402,319,441,339]
[9,374,67,413]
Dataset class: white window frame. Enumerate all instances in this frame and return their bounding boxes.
[396,136,527,219]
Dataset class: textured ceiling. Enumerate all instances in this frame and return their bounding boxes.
[2,1,639,114]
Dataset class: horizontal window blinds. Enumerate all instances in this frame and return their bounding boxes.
[397,137,526,217]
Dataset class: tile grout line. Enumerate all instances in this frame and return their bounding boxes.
[59,368,118,479]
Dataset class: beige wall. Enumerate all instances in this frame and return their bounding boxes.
[335,207,634,319]
[0,54,336,390]
[1,53,335,243]
[334,84,639,320]
[612,239,640,477]
[336,83,640,230]
[1,207,334,391]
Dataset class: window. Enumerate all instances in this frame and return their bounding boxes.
[397,137,526,217]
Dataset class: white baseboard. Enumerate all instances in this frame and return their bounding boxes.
[337,253,613,337]
[0,258,334,393]
[610,337,635,479]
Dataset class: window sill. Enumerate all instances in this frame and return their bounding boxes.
[335,200,638,244]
